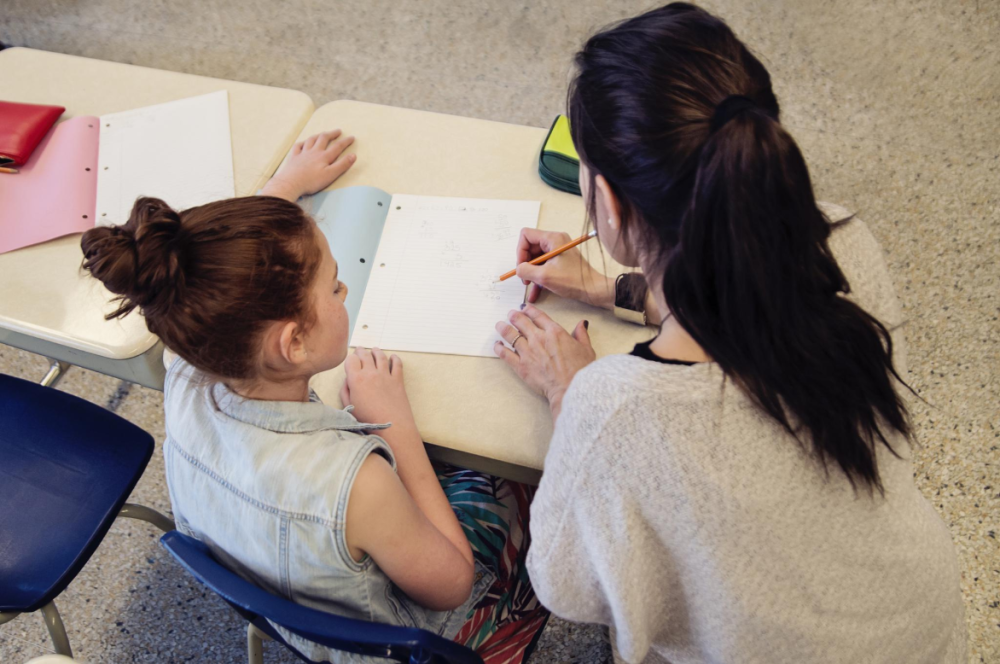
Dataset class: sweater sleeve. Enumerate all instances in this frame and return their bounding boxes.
[526,364,662,662]
[525,403,611,625]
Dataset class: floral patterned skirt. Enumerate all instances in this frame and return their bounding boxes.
[435,463,550,664]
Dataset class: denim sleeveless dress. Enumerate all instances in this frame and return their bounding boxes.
[162,357,493,663]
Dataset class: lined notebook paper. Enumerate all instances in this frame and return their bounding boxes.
[95,91,235,226]
[350,194,540,357]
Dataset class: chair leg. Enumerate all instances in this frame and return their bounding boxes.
[119,502,175,532]
[39,360,71,388]
[247,623,271,664]
[40,601,73,658]
[0,611,20,626]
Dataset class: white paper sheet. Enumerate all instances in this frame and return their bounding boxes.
[95,90,235,226]
[350,194,540,357]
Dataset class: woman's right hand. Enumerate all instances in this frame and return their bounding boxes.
[515,228,615,309]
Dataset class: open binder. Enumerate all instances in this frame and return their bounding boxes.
[0,91,234,254]
[305,187,539,358]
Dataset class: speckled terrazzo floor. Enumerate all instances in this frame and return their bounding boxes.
[1,1,997,663]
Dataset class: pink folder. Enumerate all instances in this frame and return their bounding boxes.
[0,116,100,254]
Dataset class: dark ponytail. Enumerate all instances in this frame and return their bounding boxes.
[569,2,911,492]
[82,196,321,381]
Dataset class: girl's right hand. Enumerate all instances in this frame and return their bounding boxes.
[340,347,417,431]
[515,228,616,309]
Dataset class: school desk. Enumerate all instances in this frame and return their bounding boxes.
[302,101,652,483]
[0,48,314,388]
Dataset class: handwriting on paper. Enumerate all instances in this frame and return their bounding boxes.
[350,194,541,357]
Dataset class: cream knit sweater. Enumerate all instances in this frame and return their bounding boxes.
[526,210,967,664]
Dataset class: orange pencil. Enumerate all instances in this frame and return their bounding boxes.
[497,229,597,282]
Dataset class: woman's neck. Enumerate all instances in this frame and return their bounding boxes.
[229,375,313,403]
[648,284,713,363]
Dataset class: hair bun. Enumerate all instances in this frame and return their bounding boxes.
[81,197,186,320]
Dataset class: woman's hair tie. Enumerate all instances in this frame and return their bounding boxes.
[709,95,759,133]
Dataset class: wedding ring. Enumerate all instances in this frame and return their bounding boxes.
[511,333,524,349]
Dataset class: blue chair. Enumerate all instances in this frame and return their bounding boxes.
[0,372,174,658]
[160,531,484,664]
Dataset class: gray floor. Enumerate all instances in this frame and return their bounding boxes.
[1,1,997,662]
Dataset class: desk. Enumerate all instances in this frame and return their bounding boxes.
[0,48,315,388]
[304,101,653,482]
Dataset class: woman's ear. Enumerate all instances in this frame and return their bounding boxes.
[594,175,622,231]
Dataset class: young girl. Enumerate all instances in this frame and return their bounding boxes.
[81,131,547,664]
[494,4,966,663]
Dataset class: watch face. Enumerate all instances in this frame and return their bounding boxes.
[616,273,647,312]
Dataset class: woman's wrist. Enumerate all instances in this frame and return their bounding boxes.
[547,387,568,422]
[586,274,617,311]
[549,397,563,422]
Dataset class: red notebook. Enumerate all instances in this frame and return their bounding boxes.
[0,100,65,165]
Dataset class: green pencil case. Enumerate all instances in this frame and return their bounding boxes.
[538,115,581,195]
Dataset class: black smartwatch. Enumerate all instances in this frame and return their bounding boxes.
[613,273,648,325]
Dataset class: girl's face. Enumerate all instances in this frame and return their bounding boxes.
[303,227,351,372]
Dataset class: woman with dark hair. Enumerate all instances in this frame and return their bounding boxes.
[492,4,965,662]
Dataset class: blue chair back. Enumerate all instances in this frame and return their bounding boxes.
[0,372,154,612]
[160,531,484,664]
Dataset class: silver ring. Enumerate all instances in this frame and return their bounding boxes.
[510,333,524,350]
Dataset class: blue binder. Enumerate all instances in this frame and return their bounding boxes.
[302,186,393,339]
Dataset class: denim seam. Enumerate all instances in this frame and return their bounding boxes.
[335,438,390,573]
[168,439,344,527]
[362,567,374,622]
[279,516,291,599]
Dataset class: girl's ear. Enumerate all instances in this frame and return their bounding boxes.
[276,320,307,366]
[594,174,622,230]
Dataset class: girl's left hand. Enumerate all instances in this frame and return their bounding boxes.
[260,130,356,202]
[494,304,596,420]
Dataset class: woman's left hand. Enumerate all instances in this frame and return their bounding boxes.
[494,304,596,420]
[260,130,356,202]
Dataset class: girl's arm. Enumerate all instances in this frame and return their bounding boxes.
[341,347,475,608]
[259,130,356,202]
[346,453,474,610]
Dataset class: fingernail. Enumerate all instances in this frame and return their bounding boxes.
[584,320,590,330]
[348,153,356,161]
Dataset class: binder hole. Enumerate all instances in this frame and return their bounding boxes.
[359,258,365,263]
[82,215,88,219]
[104,166,109,170]
[105,123,110,127]
[380,263,385,268]
[377,201,383,207]
[88,124,93,128]
[396,206,401,210]
[362,324,368,330]
[102,213,107,217]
